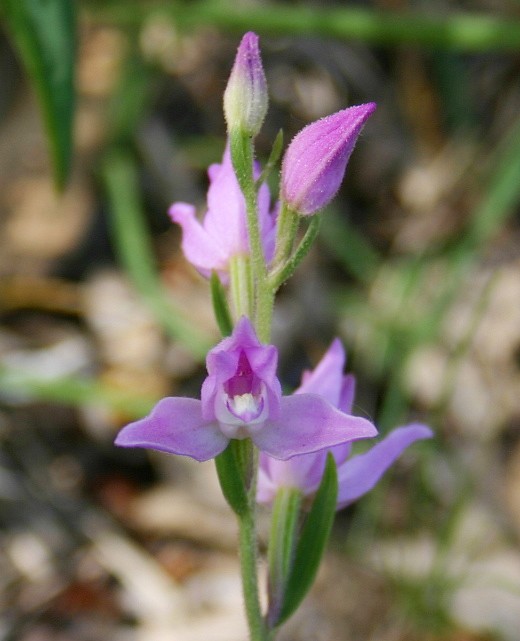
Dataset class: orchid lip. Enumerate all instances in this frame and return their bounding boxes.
[215,385,269,430]
[227,393,265,423]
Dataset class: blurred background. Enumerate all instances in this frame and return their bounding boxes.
[1,1,520,640]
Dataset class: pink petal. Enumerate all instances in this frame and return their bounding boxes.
[338,374,356,414]
[336,423,433,508]
[204,148,249,256]
[169,202,227,274]
[256,450,327,504]
[253,393,377,460]
[115,397,229,462]
[281,103,376,215]
[297,338,345,405]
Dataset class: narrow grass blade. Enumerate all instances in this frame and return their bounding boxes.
[3,0,76,188]
[102,150,212,358]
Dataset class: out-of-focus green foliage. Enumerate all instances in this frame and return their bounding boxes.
[92,1,520,52]
[2,0,76,188]
[102,150,212,357]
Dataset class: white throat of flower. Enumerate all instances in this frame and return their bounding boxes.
[215,386,269,439]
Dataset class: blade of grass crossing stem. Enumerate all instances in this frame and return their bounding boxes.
[3,0,76,189]
[102,151,211,358]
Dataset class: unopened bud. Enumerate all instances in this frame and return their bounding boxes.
[224,32,268,138]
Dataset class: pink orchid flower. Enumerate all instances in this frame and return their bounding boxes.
[257,339,432,508]
[115,318,377,462]
[169,145,276,282]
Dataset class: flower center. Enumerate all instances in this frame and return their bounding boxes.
[226,392,265,423]
[216,350,268,437]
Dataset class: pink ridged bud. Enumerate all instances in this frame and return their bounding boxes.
[280,103,376,216]
[223,32,268,138]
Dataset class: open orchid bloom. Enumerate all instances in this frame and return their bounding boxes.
[115,318,377,462]
[257,339,432,508]
[280,103,377,216]
[169,145,276,282]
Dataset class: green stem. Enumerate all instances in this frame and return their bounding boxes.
[229,132,267,284]
[272,204,299,271]
[269,215,322,291]
[228,131,275,342]
[234,441,269,641]
[239,508,268,641]
[230,255,254,319]
[255,286,275,344]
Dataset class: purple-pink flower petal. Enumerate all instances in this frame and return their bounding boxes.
[336,423,433,508]
[257,449,327,503]
[298,338,345,405]
[169,202,228,274]
[169,145,276,281]
[256,337,433,507]
[281,103,376,216]
[114,397,228,462]
[253,393,377,460]
[116,319,379,465]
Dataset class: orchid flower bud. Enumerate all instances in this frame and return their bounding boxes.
[224,32,268,138]
[280,102,376,216]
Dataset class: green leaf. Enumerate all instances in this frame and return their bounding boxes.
[277,453,338,626]
[210,272,233,337]
[214,441,249,516]
[266,487,302,628]
[3,0,76,189]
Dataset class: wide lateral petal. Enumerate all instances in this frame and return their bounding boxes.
[336,423,433,508]
[253,393,377,460]
[115,397,228,462]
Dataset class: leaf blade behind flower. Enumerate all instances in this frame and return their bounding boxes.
[276,453,338,626]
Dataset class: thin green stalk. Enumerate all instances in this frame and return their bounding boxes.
[239,508,268,641]
[233,441,268,641]
[229,133,267,283]
[269,215,321,290]
[228,132,275,341]
[230,255,254,319]
[242,166,271,336]
[256,129,284,188]
[242,164,274,342]
[272,204,299,271]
